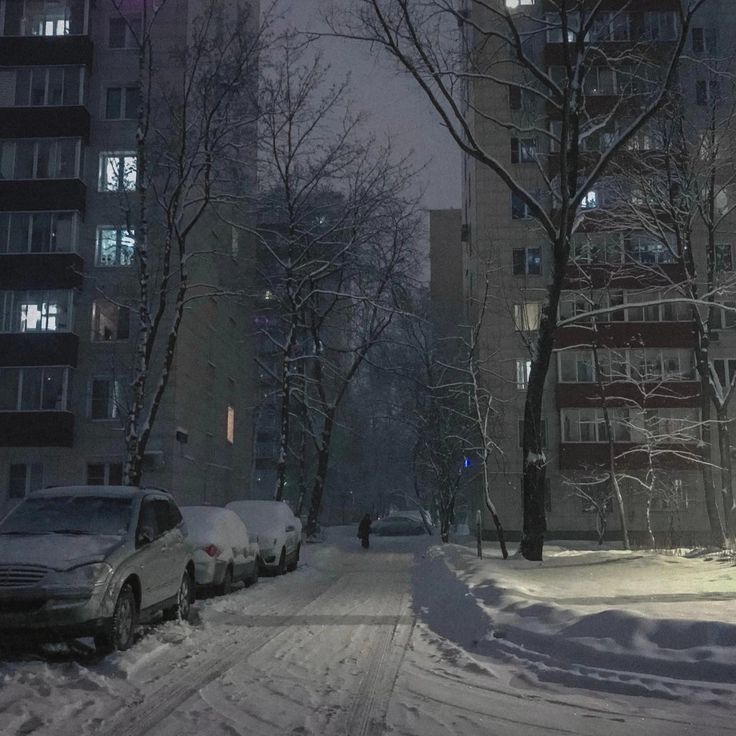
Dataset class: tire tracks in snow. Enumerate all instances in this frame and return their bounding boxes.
[85,574,342,736]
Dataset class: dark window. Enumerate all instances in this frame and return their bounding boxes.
[511,192,530,219]
[91,300,130,341]
[168,501,183,529]
[692,27,716,54]
[153,499,174,533]
[513,247,542,276]
[86,462,123,485]
[715,243,733,272]
[109,16,141,49]
[509,86,522,110]
[511,137,536,164]
[105,86,138,120]
[696,79,719,106]
[8,463,42,499]
[137,499,160,538]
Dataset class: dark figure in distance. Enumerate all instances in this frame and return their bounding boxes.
[358,513,372,549]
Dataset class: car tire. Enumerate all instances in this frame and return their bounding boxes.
[95,583,136,653]
[217,566,233,596]
[277,547,287,575]
[286,544,300,572]
[163,571,193,622]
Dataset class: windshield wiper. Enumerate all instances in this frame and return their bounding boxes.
[53,530,94,535]
[0,530,54,535]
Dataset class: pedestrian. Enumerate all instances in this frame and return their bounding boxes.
[357,513,372,549]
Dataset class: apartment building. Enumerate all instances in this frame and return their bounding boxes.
[0,0,259,513]
[459,0,735,543]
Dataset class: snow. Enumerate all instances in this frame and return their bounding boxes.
[1,530,734,735]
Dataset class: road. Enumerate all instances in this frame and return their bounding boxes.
[2,531,735,736]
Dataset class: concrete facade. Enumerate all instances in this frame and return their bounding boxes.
[0,0,259,514]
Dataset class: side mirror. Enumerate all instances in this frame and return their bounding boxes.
[285,524,296,533]
[137,526,155,547]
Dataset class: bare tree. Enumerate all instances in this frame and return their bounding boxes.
[328,0,710,560]
[254,43,419,533]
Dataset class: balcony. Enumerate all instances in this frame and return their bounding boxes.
[0,252,83,290]
[0,411,74,447]
[0,333,79,367]
[0,179,86,213]
[555,322,697,350]
[0,35,92,67]
[559,442,704,470]
[556,381,701,409]
[0,106,90,140]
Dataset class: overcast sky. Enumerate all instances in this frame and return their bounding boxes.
[273,0,462,212]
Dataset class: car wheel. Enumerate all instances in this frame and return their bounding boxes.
[95,583,136,653]
[163,571,193,622]
[277,547,287,575]
[286,544,300,572]
[217,566,233,596]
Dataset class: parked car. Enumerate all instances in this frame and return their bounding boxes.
[180,506,259,595]
[372,515,428,536]
[0,486,195,653]
[226,500,301,575]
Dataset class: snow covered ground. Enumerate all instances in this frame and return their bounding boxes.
[1,528,734,735]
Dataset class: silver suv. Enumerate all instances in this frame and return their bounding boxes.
[0,486,195,653]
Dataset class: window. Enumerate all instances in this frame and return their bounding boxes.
[108,15,141,48]
[642,12,678,42]
[512,247,541,276]
[2,0,86,37]
[0,211,78,253]
[558,294,591,323]
[557,350,595,383]
[516,359,531,389]
[545,11,580,43]
[90,378,123,420]
[591,12,630,42]
[696,80,719,106]
[8,66,84,106]
[716,302,736,330]
[0,138,80,179]
[104,86,138,120]
[692,27,717,54]
[505,0,534,8]
[624,233,675,264]
[511,137,536,163]
[91,299,130,341]
[584,66,616,96]
[0,367,68,411]
[715,243,733,272]
[226,405,235,444]
[580,190,599,209]
[508,85,522,110]
[511,192,532,219]
[86,462,123,485]
[517,419,547,448]
[7,463,43,500]
[0,290,72,333]
[96,226,135,266]
[514,301,542,331]
[98,152,137,191]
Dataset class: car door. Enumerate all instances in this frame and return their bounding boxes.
[135,497,169,609]
[152,498,186,600]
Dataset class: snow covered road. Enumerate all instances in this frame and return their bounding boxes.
[1,530,735,736]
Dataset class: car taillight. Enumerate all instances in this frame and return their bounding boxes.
[203,544,221,557]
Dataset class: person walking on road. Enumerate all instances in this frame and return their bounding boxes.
[357,513,372,549]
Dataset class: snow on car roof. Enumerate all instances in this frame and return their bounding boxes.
[29,485,171,499]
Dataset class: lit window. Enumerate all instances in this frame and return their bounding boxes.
[0,290,72,333]
[96,227,135,266]
[511,137,537,163]
[514,302,543,331]
[516,359,531,389]
[99,153,137,191]
[580,190,599,209]
[226,405,235,444]
[1,0,87,37]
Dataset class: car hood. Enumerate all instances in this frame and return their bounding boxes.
[251,525,281,547]
[0,534,125,570]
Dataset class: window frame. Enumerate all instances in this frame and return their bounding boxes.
[0,366,69,412]
[0,138,81,180]
[95,225,136,267]
[0,211,79,254]
[7,462,43,500]
[89,376,124,421]
[98,151,138,192]
[0,289,74,333]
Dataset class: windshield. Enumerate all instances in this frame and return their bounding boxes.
[0,496,133,537]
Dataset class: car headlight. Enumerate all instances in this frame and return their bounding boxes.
[49,563,113,589]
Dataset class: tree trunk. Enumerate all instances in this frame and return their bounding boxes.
[305,408,335,538]
[700,392,727,547]
[716,407,735,542]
